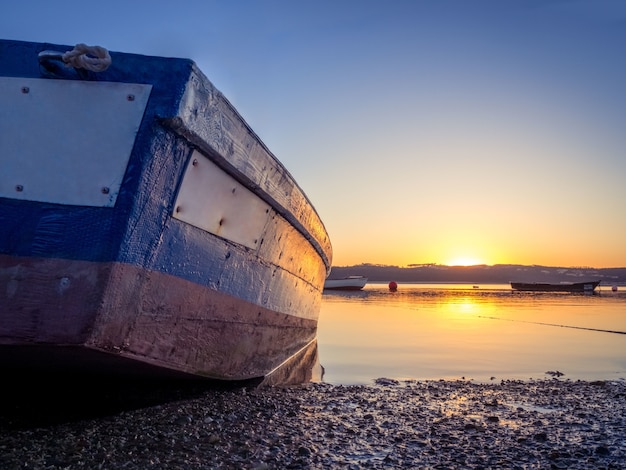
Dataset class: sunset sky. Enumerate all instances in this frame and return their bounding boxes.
[3,0,625,268]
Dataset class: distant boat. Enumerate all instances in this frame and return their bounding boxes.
[324,276,368,291]
[0,39,332,382]
[510,281,600,293]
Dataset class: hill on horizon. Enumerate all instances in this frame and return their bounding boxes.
[327,263,626,285]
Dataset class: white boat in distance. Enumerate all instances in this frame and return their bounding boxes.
[324,276,368,291]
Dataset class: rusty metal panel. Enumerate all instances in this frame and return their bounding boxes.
[0,77,151,207]
[173,150,272,249]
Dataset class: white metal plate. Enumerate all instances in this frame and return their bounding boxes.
[173,150,272,249]
[0,77,152,206]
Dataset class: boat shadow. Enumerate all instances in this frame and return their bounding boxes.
[0,340,321,430]
[0,370,254,430]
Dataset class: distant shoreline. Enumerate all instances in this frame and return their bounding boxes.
[327,263,626,284]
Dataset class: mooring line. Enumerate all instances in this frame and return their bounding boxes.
[478,316,626,335]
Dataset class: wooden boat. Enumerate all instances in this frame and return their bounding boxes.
[0,39,332,382]
[510,281,600,293]
[324,276,368,291]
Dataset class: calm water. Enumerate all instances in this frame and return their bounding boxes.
[316,283,626,385]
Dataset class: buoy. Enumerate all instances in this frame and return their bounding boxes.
[388,281,398,292]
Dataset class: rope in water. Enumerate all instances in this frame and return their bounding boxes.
[478,315,626,335]
[62,43,111,72]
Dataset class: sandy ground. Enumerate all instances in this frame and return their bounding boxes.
[1,378,625,469]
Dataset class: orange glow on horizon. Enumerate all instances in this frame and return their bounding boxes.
[325,232,625,269]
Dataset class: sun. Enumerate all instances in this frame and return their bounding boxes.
[447,257,483,267]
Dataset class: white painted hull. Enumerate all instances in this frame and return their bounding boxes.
[324,276,368,291]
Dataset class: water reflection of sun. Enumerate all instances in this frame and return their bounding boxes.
[456,299,477,314]
[438,294,499,317]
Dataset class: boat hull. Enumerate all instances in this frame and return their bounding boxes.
[323,277,368,291]
[0,39,332,381]
[510,281,600,293]
[0,255,318,379]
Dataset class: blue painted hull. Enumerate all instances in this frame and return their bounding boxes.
[0,39,332,381]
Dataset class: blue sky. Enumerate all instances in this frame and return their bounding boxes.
[3,0,626,267]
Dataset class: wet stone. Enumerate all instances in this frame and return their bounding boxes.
[1,379,625,468]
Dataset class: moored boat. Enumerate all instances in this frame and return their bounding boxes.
[324,276,368,291]
[0,39,332,382]
[510,281,600,293]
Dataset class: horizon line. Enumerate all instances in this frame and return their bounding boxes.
[331,263,626,270]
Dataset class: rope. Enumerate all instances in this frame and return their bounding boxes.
[478,315,626,335]
[62,43,111,72]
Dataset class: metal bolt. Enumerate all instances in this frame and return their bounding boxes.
[15,184,24,192]
[101,187,110,194]
[192,159,198,166]
[21,87,29,94]
[175,206,181,213]
[127,94,135,101]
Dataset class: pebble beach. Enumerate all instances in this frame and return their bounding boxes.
[1,378,625,469]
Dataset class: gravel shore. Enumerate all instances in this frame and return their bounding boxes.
[1,378,625,469]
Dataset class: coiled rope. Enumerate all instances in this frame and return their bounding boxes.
[62,43,111,72]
